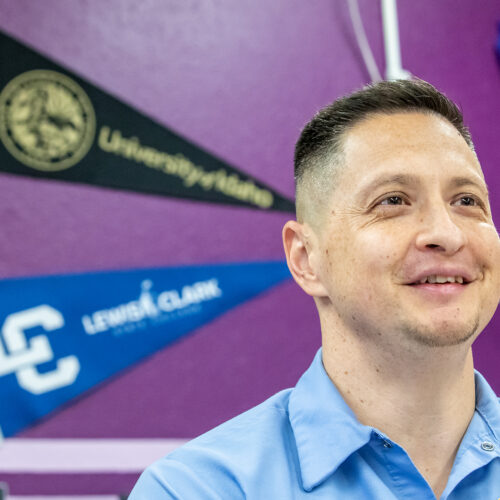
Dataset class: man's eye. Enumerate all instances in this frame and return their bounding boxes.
[454,196,477,207]
[380,196,404,206]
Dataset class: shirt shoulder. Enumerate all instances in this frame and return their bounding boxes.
[129,388,298,500]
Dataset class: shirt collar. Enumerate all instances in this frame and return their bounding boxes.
[288,348,372,491]
[442,370,500,495]
[473,369,500,444]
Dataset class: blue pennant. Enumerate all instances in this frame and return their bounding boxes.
[0,261,290,437]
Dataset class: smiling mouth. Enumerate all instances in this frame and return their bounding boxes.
[411,275,470,285]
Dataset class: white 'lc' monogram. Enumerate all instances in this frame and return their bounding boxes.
[0,305,80,394]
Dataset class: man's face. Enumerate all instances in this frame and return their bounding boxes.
[312,112,500,348]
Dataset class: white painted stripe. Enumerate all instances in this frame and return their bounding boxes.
[0,438,188,472]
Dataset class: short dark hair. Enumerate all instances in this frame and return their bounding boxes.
[294,79,474,217]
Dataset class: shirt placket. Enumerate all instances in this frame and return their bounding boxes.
[369,432,437,500]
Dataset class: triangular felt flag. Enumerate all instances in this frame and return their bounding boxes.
[0,31,295,212]
[0,261,290,437]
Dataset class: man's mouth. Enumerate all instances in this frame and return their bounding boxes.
[412,275,469,285]
[406,274,473,299]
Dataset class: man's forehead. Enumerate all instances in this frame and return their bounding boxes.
[342,112,468,156]
[337,112,485,190]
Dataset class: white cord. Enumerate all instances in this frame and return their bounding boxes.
[347,0,383,83]
[381,0,411,80]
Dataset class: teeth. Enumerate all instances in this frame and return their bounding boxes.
[418,275,465,284]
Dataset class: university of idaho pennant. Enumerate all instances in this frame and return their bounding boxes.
[0,31,295,212]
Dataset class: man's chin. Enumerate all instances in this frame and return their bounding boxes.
[401,317,480,348]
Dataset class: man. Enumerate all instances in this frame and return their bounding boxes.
[130,79,500,499]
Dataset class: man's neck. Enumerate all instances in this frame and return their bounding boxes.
[321,322,476,499]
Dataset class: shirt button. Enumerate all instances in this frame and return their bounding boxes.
[383,441,392,448]
[481,441,495,452]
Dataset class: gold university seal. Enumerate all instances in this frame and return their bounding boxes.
[0,70,96,171]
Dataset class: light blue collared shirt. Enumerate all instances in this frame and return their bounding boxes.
[130,349,500,499]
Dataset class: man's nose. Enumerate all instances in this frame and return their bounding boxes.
[414,203,467,255]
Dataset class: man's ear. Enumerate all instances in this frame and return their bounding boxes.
[282,220,328,297]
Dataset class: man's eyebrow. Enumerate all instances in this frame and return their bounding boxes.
[357,174,490,203]
[449,176,489,196]
[357,174,419,202]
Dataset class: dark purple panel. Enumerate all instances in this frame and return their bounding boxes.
[0,472,138,495]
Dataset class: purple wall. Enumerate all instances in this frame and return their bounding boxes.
[0,0,499,494]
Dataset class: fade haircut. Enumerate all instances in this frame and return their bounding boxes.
[294,79,474,223]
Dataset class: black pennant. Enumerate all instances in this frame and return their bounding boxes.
[0,31,295,212]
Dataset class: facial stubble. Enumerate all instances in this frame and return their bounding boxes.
[399,314,480,348]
